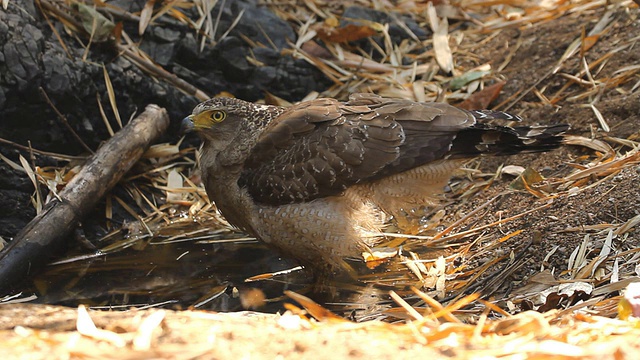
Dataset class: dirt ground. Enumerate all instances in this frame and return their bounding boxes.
[448,6,640,293]
[1,2,640,359]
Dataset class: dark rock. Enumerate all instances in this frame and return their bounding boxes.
[213,0,295,50]
[153,27,182,43]
[163,0,332,101]
[255,55,328,100]
[0,0,193,154]
[341,6,429,58]
[107,0,146,13]
[343,6,429,41]
[4,21,43,89]
[0,188,36,239]
[253,47,281,65]
[0,147,47,240]
[139,27,182,66]
[168,0,331,101]
[216,36,254,82]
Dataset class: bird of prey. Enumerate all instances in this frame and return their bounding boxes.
[183,93,568,276]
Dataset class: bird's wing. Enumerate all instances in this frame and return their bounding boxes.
[239,94,477,206]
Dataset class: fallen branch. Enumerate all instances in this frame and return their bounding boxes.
[0,104,170,294]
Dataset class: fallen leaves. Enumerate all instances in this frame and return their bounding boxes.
[314,17,382,43]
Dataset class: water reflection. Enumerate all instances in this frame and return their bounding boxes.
[26,223,309,313]
[14,216,453,320]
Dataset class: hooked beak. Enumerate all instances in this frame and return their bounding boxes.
[180,115,195,135]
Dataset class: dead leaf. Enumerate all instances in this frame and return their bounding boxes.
[113,21,123,43]
[285,290,344,321]
[457,81,505,110]
[501,165,525,177]
[509,167,544,191]
[300,40,332,59]
[450,66,492,90]
[562,135,614,156]
[582,35,599,53]
[166,168,183,203]
[314,19,381,43]
[76,305,126,347]
[363,247,398,268]
[492,311,550,335]
[264,92,292,107]
[139,0,155,35]
[74,3,115,42]
[102,65,122,129]
[428,3,453,73]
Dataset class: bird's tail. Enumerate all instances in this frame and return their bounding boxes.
[448,123,570,158]
[467,109,523,122]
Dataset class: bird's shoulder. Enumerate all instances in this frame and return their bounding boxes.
[261,93,475,133]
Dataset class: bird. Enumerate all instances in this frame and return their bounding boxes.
[183,93,568,277]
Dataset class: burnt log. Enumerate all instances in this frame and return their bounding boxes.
[0,104,170,294]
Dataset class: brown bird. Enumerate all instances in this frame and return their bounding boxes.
[183,93,568,276]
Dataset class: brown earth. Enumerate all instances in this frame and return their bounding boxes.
[450,6,640,294]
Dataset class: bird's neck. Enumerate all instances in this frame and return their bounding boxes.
[199,142,256,233]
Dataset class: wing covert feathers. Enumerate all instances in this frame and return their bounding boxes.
[239,94,568,206]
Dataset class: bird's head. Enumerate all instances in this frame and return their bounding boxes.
[183,97,249,141]
[182,97,282,148]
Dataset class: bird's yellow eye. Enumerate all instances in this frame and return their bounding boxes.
[210,110,226,123]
